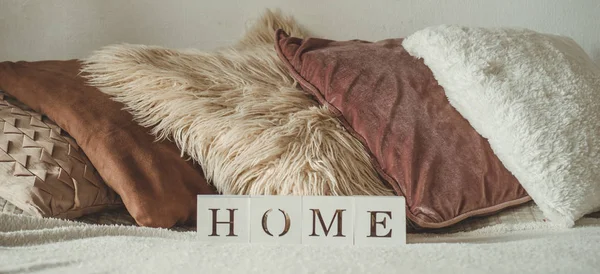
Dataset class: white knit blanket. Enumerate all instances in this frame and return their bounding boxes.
[2,212,600,274]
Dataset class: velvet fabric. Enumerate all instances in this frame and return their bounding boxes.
[275,30,530,228]
[0,60,215,228]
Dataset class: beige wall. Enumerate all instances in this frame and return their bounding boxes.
[0,0,598,63]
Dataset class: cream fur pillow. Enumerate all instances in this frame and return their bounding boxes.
[82,11,392,196]
[403,25,600,226]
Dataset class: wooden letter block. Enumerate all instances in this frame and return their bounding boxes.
[301,196,354,245]
[197,195,250,243]
[354,196,406,245]
[249,195,302,244]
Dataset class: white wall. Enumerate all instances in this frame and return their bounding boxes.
[1,0,599,63]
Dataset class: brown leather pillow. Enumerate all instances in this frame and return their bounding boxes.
[275,30,530,228]
[0,60,215,228]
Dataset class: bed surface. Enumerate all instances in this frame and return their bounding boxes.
[2,201,600,274]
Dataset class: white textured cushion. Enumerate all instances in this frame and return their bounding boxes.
[403,25,600,227]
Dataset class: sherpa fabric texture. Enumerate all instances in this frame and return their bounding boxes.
[82,11,393,197]
[403,25,600,227]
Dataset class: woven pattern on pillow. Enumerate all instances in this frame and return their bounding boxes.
[0,91,122,219]
[0,196,25,215]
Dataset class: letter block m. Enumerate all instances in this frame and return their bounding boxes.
[309,209,346,237]
[302,196,354,245]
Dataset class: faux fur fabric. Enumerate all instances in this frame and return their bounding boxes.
[403,25,600,227]
[81,10,392,197]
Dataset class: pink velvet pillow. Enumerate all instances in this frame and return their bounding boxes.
[275,30,530,228]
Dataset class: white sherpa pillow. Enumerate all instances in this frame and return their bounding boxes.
[403,25,600,227]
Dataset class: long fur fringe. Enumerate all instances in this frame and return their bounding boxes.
[81,10,393,196]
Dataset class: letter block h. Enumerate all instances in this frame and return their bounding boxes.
[197,196,250,243]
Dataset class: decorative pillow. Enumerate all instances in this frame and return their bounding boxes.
[1,195,25,215]
[275,30,531,228]
[402,25,600,227]
[0,91,122,218]
[80,11,393,198]
[0,60,215,228]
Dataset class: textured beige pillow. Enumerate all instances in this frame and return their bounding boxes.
[0,196,24,215]
[0,91,122,218]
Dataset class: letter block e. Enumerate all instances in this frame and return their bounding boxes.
[354,196,406,245]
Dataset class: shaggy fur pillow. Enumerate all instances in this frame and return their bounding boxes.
[82,11,392,196]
